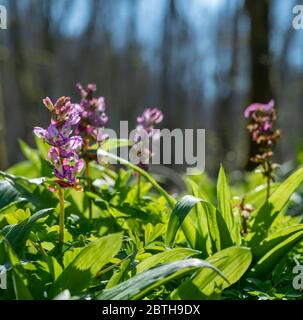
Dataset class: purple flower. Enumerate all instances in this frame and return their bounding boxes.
[33,127,46,139]
[244,99,280,164]
[134,108,164,171]
[137,108,164,133]
[75,83,109,145]
[34,96,83,188]
[244,99,274,118]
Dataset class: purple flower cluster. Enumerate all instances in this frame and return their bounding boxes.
[134,108,163,170]
[75,83,109,146]
[34,96,84,188]
[136,108,164,135]
[244,99,281,163]
[244,100,275,141]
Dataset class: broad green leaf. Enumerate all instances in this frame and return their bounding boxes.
[106,258,133,289]
[51,233,123,296]
[4,241,33,300]
[0,208,53,255]
[186,178,213,256]
[248,167,303,246]
[18,139,52,177]
[0,181,21,209]
[34,136,49,159]
[252,224,303,262]
[136,247,200,273]
[199,200,221,252]
[46,256,63,281]
[250,229,303,279]
[217,165,235,237]
[0,171,57,210]
[5,208,31,224]
[0,199,28,215]
[7,161,39,178]
[245,183,279,209]
[165,195,233,252]
[171,246,252,299]
[98,259,225,300]
[165,195,201,247]
[144,223,166,245]
[18,139,41,170]
[63,248,82,268]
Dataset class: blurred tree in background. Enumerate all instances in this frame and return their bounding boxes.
[0,0,302,175]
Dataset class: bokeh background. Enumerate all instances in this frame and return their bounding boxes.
[0,0,302,175]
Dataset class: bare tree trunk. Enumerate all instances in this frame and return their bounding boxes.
[214,5,242,161]
[245,0,273,170]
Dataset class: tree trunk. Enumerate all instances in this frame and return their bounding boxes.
[245,0,273,170]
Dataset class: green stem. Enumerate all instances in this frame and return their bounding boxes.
[265,159,271,200]
[58,188,65,244]
[85,160,93,220]
[137,173,141,202]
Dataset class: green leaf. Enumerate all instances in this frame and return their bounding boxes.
[250,228,303,279]
[7,161,39,178]
[186,178,213,256]
[0,199,28,215]
[51,233,123,296]
[106,258,133,289]
[102,139,133,151]
[165,195,201,247]
[46,256,63,281]
[252,224,303,262]
[0,208,53,255]
[199,199,221,252]
[248,167,303,246]
[4,241,33,300]
[0,171,57,210]
[144,223,166,245]
[34,136,49,159]
[5,208,31,224]
[245,183,279,209]
[18,139,41,171]
[171,246,252,299]
[98,259,225,300]
[217,166,234,234]
[0,180,21,209]
[136,247,200,273]
[165,195,233,252]
[217,166,241,246]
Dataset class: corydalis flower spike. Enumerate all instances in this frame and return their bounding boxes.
[244,99,280,163]
[33,97,83,189]
[75,83,109,145]
[134,107,164,171]
[137,108,164,129]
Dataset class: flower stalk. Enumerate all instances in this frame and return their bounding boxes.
[75,84,109,219]
[244,100,281,201]
[58,187,65,244]
[33,96,84,243]
[85,159,93,220]
[137,173,141,202]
